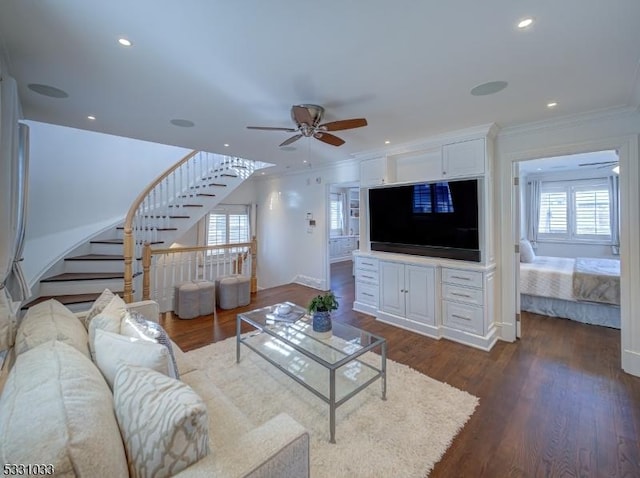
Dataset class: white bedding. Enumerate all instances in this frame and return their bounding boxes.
[520,256,576,301]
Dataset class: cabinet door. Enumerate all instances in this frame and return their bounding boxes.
[360,157,388,186]
[404,265,436,325]
[442,138,485,178]
[379,261,405,316]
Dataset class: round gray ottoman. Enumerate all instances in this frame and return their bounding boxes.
[216,274,251,310]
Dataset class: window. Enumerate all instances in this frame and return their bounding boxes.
[330,193,344,236]
[537,179,611,241]
[206,205,250,251]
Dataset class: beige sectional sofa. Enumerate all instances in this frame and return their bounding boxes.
[0,295,309,478]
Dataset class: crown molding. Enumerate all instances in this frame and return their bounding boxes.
[498,105,639,139]
[349,123,498,161]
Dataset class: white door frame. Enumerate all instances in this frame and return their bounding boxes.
[498,134,640,377]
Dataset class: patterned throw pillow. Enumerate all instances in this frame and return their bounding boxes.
[82,288,115,329]
[121,311,179,379]
[113,364,209,478]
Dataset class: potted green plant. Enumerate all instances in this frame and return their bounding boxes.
[307,291,339,337]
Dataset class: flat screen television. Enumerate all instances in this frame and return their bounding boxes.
[368,179,480,262]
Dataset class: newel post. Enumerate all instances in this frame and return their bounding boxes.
[123,225,134,303]
[250,235,257,293]
[142,242,152,300]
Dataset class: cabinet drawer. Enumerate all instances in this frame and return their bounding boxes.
[443,301,484,335]
[442,268,483,288]
[442,283,484,306]
[356,281,379,306]
[355,256,378,271]
[355,268,379,284]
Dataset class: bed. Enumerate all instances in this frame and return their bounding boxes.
[520,256,621,329]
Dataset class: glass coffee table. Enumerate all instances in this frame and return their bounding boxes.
[236,302,387,443]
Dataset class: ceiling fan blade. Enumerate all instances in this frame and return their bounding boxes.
[314,132,345,147]
[320,118,368,131]
[247,126,297,132]
[292,105,315,126]
[279,134,303,147]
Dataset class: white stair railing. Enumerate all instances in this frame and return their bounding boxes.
[124,151,256,302]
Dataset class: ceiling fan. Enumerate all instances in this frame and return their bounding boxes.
[247,104,367,147]
[578,160,619,169]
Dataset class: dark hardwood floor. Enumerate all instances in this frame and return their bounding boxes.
[162,260,640,478]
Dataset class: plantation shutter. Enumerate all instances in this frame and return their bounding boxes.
[538,187,567,235]
[206,205,250,247]
[330,193,344,236]
[573,183,611,238]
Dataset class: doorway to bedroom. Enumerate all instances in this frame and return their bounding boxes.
[514,149,622,336]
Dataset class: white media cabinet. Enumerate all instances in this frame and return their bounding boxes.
[353,252,497,350]
[352,124,499,351]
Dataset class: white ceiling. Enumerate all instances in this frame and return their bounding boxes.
[1,1,639,176]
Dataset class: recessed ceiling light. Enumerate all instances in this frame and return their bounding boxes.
[470,81,508,96]
[118,38,132,47]
[27,83,69,98]
[261,172,265,175]
[87,115,96,120]
[385,140,391,144]
[303,160,308,163]
[547,102,558,108]
[518,18,534,29]
[224,143,229,147]
[170,119,195,127]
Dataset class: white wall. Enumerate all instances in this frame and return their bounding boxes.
[255,160,360,291]
[495,107,640,376]
[22,121,190,284]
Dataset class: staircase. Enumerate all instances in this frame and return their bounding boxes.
[25,151,261,311]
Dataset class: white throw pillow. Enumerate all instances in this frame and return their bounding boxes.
[82,288,115,329]
[0,341,128,477]
[94,329,172,389]
[113,364,209,478]
[121,310,179,379]
[15,299,89,358]
[88,293,127,358]
[520,239,536,263]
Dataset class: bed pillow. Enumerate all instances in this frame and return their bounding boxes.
[15,299,89,358]
[94,329,172,389]
[113,364,209,478]
[121,310,179,379]
[82,288,115,329]
[520,239,536,263]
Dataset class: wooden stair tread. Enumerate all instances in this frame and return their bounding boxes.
[116,226,178,231]
[169,204,203,208]
[41,272,124,282]
[65,254,123,261]
[22,292,124,310]
[91,239,124,244]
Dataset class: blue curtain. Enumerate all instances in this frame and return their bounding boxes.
[526,180,541,247]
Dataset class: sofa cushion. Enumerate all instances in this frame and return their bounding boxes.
[94,329,173,389]
[121,310,179,379]
[82,288,115,329]
[15,299,89,358]
[88,293,127,358]
[113,364,209,478]
[0,341,128,477]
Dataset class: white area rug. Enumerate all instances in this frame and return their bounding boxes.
[186,337,478,478]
